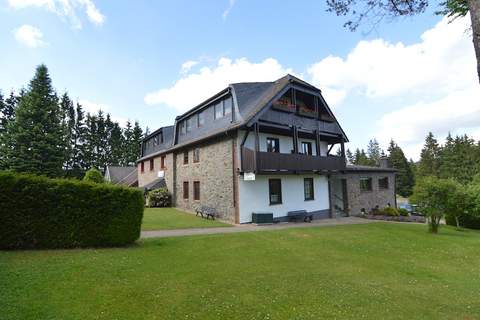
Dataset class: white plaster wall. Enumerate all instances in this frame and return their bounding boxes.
[238,174,330,223]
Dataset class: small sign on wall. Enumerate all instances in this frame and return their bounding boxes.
[244,172,255,181]
[158,170,165,178]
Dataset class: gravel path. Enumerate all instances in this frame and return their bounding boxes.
[141,216,377,239]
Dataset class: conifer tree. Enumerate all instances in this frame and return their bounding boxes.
[417,132,440,178]
[353,148,371,165]
[388,140,415,197]
[5,65,65,177]
[345,148,354,164]
[366,138,381,165]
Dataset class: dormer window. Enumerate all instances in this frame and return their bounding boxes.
[214,102,223,119]
[272,89,295,113]
[186,117,193,133]
[224,98,232,116]
[198,111,205,127]
[296,91,316,117]
[179,121,186,135]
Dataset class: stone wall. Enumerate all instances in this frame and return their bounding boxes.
[137,152,174,192]
[331,172,396,216]
[174,137,236,223]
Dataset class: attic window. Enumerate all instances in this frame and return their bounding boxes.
[272,89,295,113]
[296,91,316,117]
[179,121,186,135]
[186,117,193,133]
[224,98,232,116]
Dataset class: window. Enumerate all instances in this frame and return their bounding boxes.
[179,121,186,135]
[140,161,145,173]
[301,142,313,155]
[296,91,316,117]
[149,159,154,171]
[304,178,314,201]
[360,177,373,192]
[272,89,295,113]
[269,179,282,205]
[160,132,164,144]
[161,155,166,169]
[193,181,200,200]
[214,102,223,119]
[223,98,232,116]
[379,177,389,189]
[198,111,205,127]
[183,151,189,165]
[266,137,280,153]
[183,181,189,199]
[186,117,193,133]
[153,135,159,146]
[193,148,200,163]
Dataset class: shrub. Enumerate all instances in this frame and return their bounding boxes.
[83,168,104,183]
[147,187,171,207]
[0,171,144,249]
[381,207,399,217]
[398,208,409,217]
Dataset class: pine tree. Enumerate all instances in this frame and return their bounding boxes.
[346,148,354,164]
[83,113,98,170]
[388,140,415,197]
[438,134,479,184]
[60,93,76,172]
[417,132,440,178]
[127,121,143,166]
[109,122,125,166]
[70,102,87,177]
[353,148,371,165]
[5,65,65,177]
[366,138,381,165]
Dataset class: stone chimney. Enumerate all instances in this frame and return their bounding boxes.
[379,155,390,168]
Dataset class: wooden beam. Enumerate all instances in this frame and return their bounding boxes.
[315,129,321,156]
[327,143,335,155]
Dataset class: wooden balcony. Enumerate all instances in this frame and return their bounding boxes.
[241,147,346,173]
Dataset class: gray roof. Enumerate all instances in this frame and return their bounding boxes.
[138,74,348,162]
[344,164,397,173]
[105,166,138,186]
[142,177,166,191]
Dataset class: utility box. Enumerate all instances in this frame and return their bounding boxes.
[252,212,273,224]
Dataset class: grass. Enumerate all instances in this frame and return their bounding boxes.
[141,207,231,230]
[1,223,480,319]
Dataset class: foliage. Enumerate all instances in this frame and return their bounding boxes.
[411,176,459,233]
[147,188,172,207]
[2,223,480,319]
[0,65,144,178]
[0,171,144,249]
[417,132,440,178]
[388,140,415,197]
[437,0,469,19]
[142,208,230,231]
[398,208,410,216]
[83,167,105,184]
[382,207,400,216]
[366,138,382,165]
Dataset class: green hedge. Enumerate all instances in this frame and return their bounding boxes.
[446,214,480,230]
[0,171,144,249]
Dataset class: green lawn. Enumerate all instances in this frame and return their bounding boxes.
[141,207,231,230]
[2,223,480,319]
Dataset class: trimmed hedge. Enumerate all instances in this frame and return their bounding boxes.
[0,171,144,249]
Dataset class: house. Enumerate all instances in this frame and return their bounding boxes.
[104,166,138,187]
[137,75,396,223]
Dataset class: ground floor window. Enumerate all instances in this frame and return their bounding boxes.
[269,179,282,205]
[304,178,314,200]
[378,177,389,189]
[183,181,189,199]
[360,177,372,192]
[193,181,200,200]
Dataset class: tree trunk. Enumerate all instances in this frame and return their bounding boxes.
[455,215,460,229]
[468,0,480,83]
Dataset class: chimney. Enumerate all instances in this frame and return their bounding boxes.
[379,155,390,168]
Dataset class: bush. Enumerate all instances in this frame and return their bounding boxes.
[398,208,409,216]
[381,207,399,217]
[147,188,171,207]
[83,168,104,183]
[0,171,144,249]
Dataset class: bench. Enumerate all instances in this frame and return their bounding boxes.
[287,210,313,223]
[195,206,217,220]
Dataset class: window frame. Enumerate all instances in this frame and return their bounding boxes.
[198,111,205,127]
[193,147,200,163]
[214,102,223,120]
[193,181,200,201]
[186,117,193,133]
[360,177,373,192]
[378,177,389,190]
[301,141,313,155]
[183,151,189,165]
[179,121,186,135]
[183,181,189,199]
[140,161,145,173]
[149,159,154,171]
[304,178,314,201]
[268,179,282,205]
[223,98,232,116]
[266,137,280,153]
[160,155,166,169]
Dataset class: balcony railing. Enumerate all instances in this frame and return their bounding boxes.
[241,147,346,173]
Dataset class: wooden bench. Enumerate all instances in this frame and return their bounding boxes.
[195,206,217,220]
[287,210,313,223]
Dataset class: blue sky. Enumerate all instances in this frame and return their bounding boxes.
[1,0,478,159]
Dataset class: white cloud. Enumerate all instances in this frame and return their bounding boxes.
[14,24,45,48]
[145,57,293,112]
[8,0,105,29]
[222,0,235,20]
[307,16,476,107]
[180,60,198,74]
